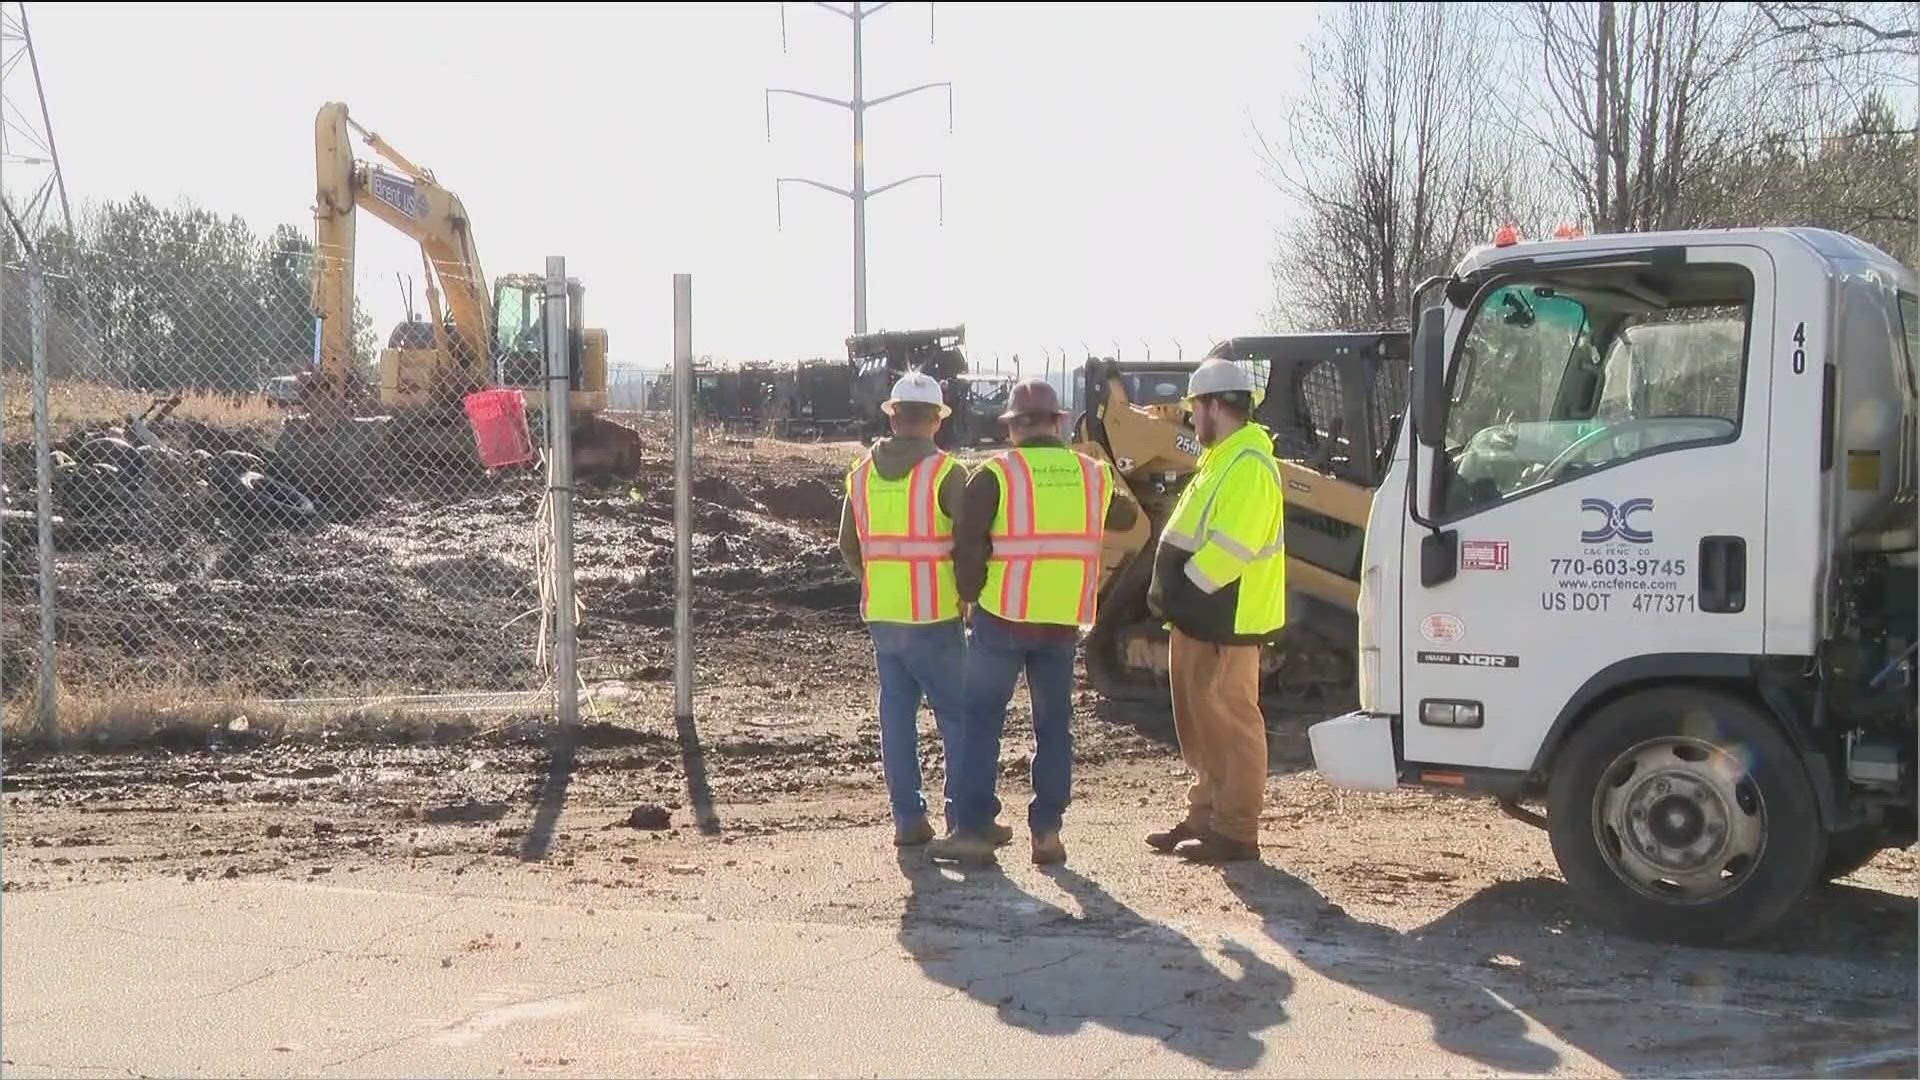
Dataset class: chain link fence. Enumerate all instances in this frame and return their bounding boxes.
[0,237,579,740]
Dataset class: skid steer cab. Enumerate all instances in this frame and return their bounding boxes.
[1309,227,1918,947]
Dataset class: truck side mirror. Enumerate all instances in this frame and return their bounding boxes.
[1412,305,1448,450]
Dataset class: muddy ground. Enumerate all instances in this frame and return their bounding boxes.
[2,415,1915,1076]
[1,417,869,705]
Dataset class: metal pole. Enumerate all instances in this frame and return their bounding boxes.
[673,274,694,723]
[851,5,867,336]
[0,38,8,717]
[29,254,54,737]
[543,256,578,727]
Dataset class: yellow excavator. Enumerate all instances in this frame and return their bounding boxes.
[276,101,640,504]
[1073,332,1409,711]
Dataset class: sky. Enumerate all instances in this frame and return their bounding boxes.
[19,1,1314,375]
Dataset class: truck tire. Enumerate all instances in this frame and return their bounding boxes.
[1821,827,1886,882]
[1546,687,1826,947]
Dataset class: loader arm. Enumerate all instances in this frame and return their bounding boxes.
[311,101,492,398]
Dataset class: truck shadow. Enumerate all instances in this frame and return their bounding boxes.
[1221,861,1918,1076]
[896,853,1292,1072]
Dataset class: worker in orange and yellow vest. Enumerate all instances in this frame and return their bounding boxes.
[931,379,1138,866]
[838,372,979,848]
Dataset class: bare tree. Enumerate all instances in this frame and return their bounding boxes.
[1258,4,1538,331]
[1758,2,1919,262]
[1527,2,1789,234]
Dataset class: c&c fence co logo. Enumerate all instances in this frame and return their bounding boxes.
[1581,498,1654,545]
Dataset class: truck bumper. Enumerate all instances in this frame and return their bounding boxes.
[1308,711,1399,792]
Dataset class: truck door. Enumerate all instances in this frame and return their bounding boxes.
[1400,247,1774,772]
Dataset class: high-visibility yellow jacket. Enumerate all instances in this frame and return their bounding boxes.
[1149,422,1287,643]
[977,445,1114,628]
[845,449,961,623]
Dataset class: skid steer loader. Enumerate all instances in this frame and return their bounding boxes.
[1073,332,1409,711]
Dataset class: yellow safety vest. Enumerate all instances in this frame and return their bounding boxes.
[1162,422,1287,635]
[980,446,1114,628]
[847,451,961,623]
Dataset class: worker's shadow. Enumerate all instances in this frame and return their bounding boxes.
[896,853,1290,1071]
[1220,861,1560,1074]
[1219,860,1918,1076]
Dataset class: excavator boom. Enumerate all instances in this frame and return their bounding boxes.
[281,101,640,503]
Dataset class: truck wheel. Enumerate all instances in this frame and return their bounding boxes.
[1546,687,1825,947]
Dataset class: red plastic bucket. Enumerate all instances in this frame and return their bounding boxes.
[463,388,536,469]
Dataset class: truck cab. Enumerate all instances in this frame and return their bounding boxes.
[1310,228,1917,946]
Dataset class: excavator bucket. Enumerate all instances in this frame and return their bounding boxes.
[569,412,645,479]
[269,413,394,517]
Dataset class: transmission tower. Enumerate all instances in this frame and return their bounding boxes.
[0,2,73,248]
[768,2,952,336]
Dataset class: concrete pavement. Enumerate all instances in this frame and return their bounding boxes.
[5,871,1913,1079]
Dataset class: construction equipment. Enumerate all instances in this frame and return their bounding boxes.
[1071,360,1196,415]
[276,101,641,504]
[951,371,1016,447]
[771,358,860,440]
[846,326,968,446]
[1073,333,1409,710]
[1309,226,1917,946]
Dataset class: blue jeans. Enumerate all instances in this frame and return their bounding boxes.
[952,612,1079,835]
[868,619,967,826]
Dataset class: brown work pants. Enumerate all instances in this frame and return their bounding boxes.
[1169,627,1266,844]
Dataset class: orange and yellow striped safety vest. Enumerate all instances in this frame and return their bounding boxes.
[848,451,961,623]
[979,446,1113,627]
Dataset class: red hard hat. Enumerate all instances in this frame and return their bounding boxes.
[999,378,1067,421]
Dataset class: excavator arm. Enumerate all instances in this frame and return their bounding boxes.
[311,101,492,404]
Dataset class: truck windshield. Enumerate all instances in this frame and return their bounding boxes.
[1439,268,1752,518]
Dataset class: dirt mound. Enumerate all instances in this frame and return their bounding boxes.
[752,477,843,526]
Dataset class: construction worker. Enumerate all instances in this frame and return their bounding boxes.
[839,372,971,847]
[933,379,1137,866]
[1144,357,1286,864]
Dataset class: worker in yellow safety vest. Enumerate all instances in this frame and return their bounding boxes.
[931,379,1138,866]
[1144,357,1287,864]
[838,372,974,848]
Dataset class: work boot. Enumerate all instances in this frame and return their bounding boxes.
[927,830,998,865]
[1145,821,1206,853]
[942,821,1012,846]
[894,817,935,847]
[1030,831,1066,865]
[1174,831,1261,864]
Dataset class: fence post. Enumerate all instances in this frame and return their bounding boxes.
[543,256,578,727]
[672,274,693,725]
[28,254,55,739]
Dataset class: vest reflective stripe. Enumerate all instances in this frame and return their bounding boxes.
[982,447,1111,626]
[850,452,958,623]
[1162,449,1283,552]
[862,538,955,558]
[1160,429,1288,635]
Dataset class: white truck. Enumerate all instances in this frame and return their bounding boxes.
[1309,227,1916,946]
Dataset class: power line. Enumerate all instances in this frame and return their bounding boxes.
[768,1,952,336]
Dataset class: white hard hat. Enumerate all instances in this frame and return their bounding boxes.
[882,371,952,417]
[1185,357,1259,400]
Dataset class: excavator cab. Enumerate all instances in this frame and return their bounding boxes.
[490,274,568,390]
